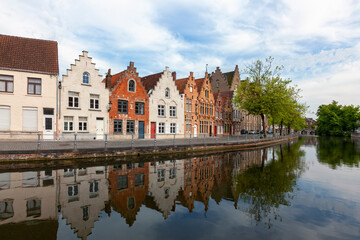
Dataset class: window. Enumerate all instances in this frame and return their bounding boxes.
[83,72,89,84]
[0,200,14,220]
[186,119,191,133]
[135,102,144,115]
[89,181,99,198]
[78,117,87,131]
[27,199,41,217]
[158,105,165,117]
[64,116,74,131]
[200,121,203,133]
[165,88,170,98]
[68,92,79,108]
[204,121,208,133]
[0,106,10,131]
[195,102,198,115]
[186,98,191,112]
[114,120,122,134]
[117,175,127,190]
[90,94,99,109]
[190,86,193,92]
[128,79,135,92]
[205,103,209,115]
[170,123,176,134]
[135,173,144,186]
[82,206,89,221]
[158,122,165,133]
[118,100,128,113]
[169,167,176,179]
[216,81,219,88]
[170,106,176,117]
[0,75,13,93]
[28,78,41,95]
[127,197,135,210]
[126,120,135,133]
[205,90,209,98]
[22,108,38,131]
[200,103,204,114]
[210,104,213,115]
[157,169,165,182]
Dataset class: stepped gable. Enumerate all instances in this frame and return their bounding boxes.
[141,72,163,92]
[174,77,188,94]
[223,71,234,86]
[0,34,58,74]
[195,78,205,93]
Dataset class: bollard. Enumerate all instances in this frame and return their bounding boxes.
[37,133,41,151]
[74,133,77,150]
[173,134,175,147]
[105,134,108,150]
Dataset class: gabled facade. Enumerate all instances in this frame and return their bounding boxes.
[59,51,108,139]
[195,73,215,136]
[141,67,184,138]
[213,93,224,136]
[175,72,198,136]
[0,34,59,139]
[107,62,149,139]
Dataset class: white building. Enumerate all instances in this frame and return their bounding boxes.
[141,67,184,139]
[59,51,109,140]
[0,34,59,139]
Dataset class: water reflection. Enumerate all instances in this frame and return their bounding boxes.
[0,138,359,239]
[316,137,360,168]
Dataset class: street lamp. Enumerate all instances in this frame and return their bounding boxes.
[107,101,112,112]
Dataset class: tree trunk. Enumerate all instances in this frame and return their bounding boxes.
[280,120,284,136]
[261,113,267,138]
[280,144,284,162]
[287,124,291,134]
[272,122,275,135]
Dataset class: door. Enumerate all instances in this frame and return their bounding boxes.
[214,126,217,137]
[151,122,156,138]
[96,118,104,140]
[139,121,145,139]
[209,122,212,136]
[43,116,54,139]
[194,124,197,137]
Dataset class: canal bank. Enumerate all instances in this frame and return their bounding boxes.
[0,135,298,165]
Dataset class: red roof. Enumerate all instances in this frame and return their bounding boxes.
[108,71,124,88]
[175,77,188,94]
[0,34,58,74]
[195,78,204,93]
[141,72,162,92]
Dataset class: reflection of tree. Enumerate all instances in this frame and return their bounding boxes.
[316,137,360,169]
[234,140,305,228]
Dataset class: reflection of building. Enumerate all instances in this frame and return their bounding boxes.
[57,166,109,240]
[108,162,149,226]
[145,160,184,218]
[0,170,58,239]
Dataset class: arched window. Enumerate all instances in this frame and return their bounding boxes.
[128,79,135,92]
[83,72,89,84]
[216,81,219,88]
[165,88,170,98]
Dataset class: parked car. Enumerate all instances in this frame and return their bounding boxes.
[249,130,256,134]
[241,129,248,134]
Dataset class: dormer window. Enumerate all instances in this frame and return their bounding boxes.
[83,72,89,84]
[128,80,135,92]
[216,81,219,88]
[165,88,170,98]
[205,90,209,98]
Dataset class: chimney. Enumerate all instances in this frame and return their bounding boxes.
[190,72,193,77]
[129,61,134,68]
[105,68,111,89]
[172,71,176,81]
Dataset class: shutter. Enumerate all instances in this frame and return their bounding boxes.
[0,106,10,131]
[23,108,38,131]
[165,122,170,134]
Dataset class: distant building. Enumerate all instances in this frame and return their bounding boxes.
[0,34,59,139]
[59,51,109,139]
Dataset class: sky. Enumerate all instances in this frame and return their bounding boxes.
[1,0,360,118]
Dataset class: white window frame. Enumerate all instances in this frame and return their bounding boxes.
[165,88,170,98]
[158,105,165,117]
[170,123,176,134]
[68,92,79,108]
[158,122,165,134]
[0,75,14,93]
[170,106,176,117]
[128,79,136,92]
[90,94,99,110]
[83,72,90,84]
[64,116,74,132]
[78,117,87,132]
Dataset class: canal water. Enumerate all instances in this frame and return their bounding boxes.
[0,137,359,240]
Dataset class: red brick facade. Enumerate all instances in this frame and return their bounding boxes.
[107,62,149,138]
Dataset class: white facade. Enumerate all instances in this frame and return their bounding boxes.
[148,67,184,138]
[0,69,57,139]
[59,51,109,140]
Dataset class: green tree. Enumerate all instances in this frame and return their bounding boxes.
[316,101,360,136]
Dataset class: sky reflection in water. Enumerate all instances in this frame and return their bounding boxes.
[0,137,359,240]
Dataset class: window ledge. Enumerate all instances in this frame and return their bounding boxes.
[89,109,101,112]
[158,116,166,118]
[67,107,81,110]
[170,116,177,119]
[26,94,41,97]
[81,83,91,86]
[0,92,14,94]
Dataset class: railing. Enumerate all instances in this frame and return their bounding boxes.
[0,132,299,152]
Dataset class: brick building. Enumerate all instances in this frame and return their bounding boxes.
[195,73,215,136]
[106,62,149,139]
[175,72,199,137]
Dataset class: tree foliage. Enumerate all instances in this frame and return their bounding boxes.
[315,101,360,136]
[234,57,307,137]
